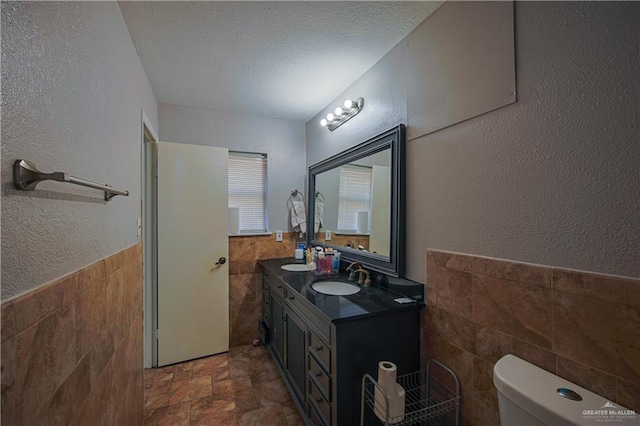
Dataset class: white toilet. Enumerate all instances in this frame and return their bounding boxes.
[493,354,637,425]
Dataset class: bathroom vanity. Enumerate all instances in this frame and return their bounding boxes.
[259,258,424,426]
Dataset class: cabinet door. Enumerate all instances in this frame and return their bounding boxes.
[262,281,271,325]
[270,295,285,365]
[285,307,307,404]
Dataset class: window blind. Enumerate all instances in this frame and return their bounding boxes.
[228,152,267,232]
[337,165,372,231]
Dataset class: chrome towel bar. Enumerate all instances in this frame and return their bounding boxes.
[13,159,129,201]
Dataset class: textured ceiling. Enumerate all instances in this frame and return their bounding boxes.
[119,1,442,122]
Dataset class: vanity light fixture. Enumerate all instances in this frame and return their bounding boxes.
[320,97,364,131]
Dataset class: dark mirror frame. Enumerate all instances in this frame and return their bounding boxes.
[307,124,405,277]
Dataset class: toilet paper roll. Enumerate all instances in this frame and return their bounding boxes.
[228,207,240,234]
[377,361,397,396]
[356,211,369,234]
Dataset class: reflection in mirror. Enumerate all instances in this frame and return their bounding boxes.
[308,125,405,277]
[314,149,391,257]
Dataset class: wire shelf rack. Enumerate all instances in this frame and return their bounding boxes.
[361,358,461,426]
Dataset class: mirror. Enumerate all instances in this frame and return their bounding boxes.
[307,125,405,276]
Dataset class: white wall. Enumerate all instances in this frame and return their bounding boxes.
[1,2,158,299]
[158,103,306,232]
[306,1,640,283]
[306,41,407,166]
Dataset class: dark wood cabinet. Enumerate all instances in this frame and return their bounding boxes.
[284,306,307,403]
[261,268,421,425]
[269,292,285,365]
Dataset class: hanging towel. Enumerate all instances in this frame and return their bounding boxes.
[315,200,324,233]
[290,200,307,234]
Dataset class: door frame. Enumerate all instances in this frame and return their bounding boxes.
[141,109,159,368]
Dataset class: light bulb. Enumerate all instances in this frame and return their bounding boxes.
[320,119,328,127]
[344,99,355,109]
[334,107,344,116]
[327,113,335,121]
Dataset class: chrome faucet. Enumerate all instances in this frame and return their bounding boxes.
[352,268,372,287]
[346,262,363,281]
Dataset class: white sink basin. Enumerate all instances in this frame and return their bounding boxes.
[281,264,309,272]
[312,280,361,296]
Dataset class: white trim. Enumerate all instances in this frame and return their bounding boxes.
[142,109,158,142]
[141,109,158,369]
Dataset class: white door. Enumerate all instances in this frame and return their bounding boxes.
[157,141,229,366]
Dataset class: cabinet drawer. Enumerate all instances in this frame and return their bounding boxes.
[309,376,331,425]
[264,273,285,299]
[287,293,331,343]
[309,331,331,373]
[308,355,331,401]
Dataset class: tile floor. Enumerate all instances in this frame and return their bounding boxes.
[144,345,304,426]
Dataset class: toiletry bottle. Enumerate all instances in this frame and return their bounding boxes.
[307,249,316,272]
[332,251,340,273]
[327,253,335,274]
[317,251,325,274]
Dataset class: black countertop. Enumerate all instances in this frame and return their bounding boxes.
[258,258,424,323]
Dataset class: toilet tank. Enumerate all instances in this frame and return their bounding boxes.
[493,355,637,426]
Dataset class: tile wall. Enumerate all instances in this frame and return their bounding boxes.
[1,243,144,425]
[228,233,303,347]
[313,233,370,251]
[423,249,640,426]
[228,232,372,347]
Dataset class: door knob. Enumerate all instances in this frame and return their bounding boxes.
[215,257,226,266]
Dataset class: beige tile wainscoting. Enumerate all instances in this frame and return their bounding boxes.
[228,232,304,347]
[313,232,370,251]
[1,243,144,425]
[422,249,640,425]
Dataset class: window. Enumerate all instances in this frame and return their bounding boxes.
[337,165,372,231]
[228,152,267,233]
